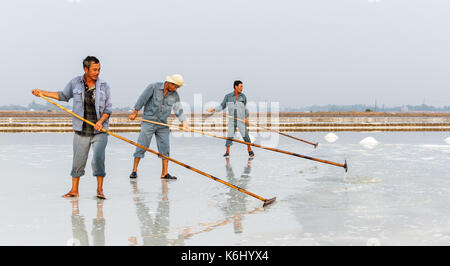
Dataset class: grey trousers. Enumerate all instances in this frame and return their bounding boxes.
[133,122,170,158]
[225,119,251,147]
[71,133,108,178]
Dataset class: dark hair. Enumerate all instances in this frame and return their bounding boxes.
[233,80,243,89]
[83,56,100,70]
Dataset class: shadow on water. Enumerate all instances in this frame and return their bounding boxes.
[69,198,105,246]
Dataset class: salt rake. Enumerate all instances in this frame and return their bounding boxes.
[135,118,348,172]
[226,114,319,148]
[38,94,276,207]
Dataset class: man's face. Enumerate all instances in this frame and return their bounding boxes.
[84,63,101,81]
[166,82,180,91]
[234,83,243,93]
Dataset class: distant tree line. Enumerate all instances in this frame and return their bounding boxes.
[2,102,450,113]
[0,101,64,111]
[281,104,450,112]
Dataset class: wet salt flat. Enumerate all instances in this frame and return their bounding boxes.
[1,131,450,246]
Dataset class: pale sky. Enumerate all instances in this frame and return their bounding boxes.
[1,0,449,109]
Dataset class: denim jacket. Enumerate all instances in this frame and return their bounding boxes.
[214,92,249,119]
[57,76,112,132]
[134,82,186,123]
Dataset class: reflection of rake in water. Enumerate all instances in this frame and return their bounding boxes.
[136,117,347,172]
[38,94,276,207]
[170,207,263,245]
[128,207,263,245]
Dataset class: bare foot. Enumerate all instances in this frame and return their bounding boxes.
[96,191,106,200]
[63,192,78,198]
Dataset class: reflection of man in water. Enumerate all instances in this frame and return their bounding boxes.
[69,198,106,246]
[129,180,172,246]
[222,157,253,234]
[70,198,88,246]
[92,199,106,246]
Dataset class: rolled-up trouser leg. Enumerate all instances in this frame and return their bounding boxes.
[155,126,170,158]
[91,133,108,177]
[133,123,157,159]
[71,133,91,177]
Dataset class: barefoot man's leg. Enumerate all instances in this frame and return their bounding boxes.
[161,159,168,178]
[64,177,80,197]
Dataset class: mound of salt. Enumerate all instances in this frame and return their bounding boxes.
[360,137,379,149]
[324,133,339,143]
[444,137,450,144]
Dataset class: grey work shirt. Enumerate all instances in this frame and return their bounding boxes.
[57,76,113,132]
[214,92,249,119]
[134,82,186,123]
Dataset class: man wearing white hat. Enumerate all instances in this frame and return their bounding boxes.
[128,74,189,180]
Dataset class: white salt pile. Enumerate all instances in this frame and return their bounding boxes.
[360,137,379,149]
[444,137,450,144]
[324,133,339,143]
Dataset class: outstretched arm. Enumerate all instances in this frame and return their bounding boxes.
[32,80,74,101]
[207,95,227,113]
[31,89,60,100]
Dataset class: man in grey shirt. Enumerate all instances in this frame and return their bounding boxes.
[128,74,189,180]
[32,56,112,199]
[207,80,254,158]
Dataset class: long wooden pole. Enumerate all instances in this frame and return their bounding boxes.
[136,117,348,172]
[38,94,276,207]
[226,114,319,148]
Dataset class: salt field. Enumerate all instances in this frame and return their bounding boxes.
[3,113,450,132]
[1,131,450,245]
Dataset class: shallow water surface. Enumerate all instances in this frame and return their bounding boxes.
[1,131,450,245]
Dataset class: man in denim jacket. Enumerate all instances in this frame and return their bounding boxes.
[32,56,112,199]
[207,80,254,158]
[128,74,189,180]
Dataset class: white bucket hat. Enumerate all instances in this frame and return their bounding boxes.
[165,74,184,87]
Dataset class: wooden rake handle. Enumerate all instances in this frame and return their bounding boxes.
[38,94,276,207]
[136,117,347,172]
[226,114,319,148]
